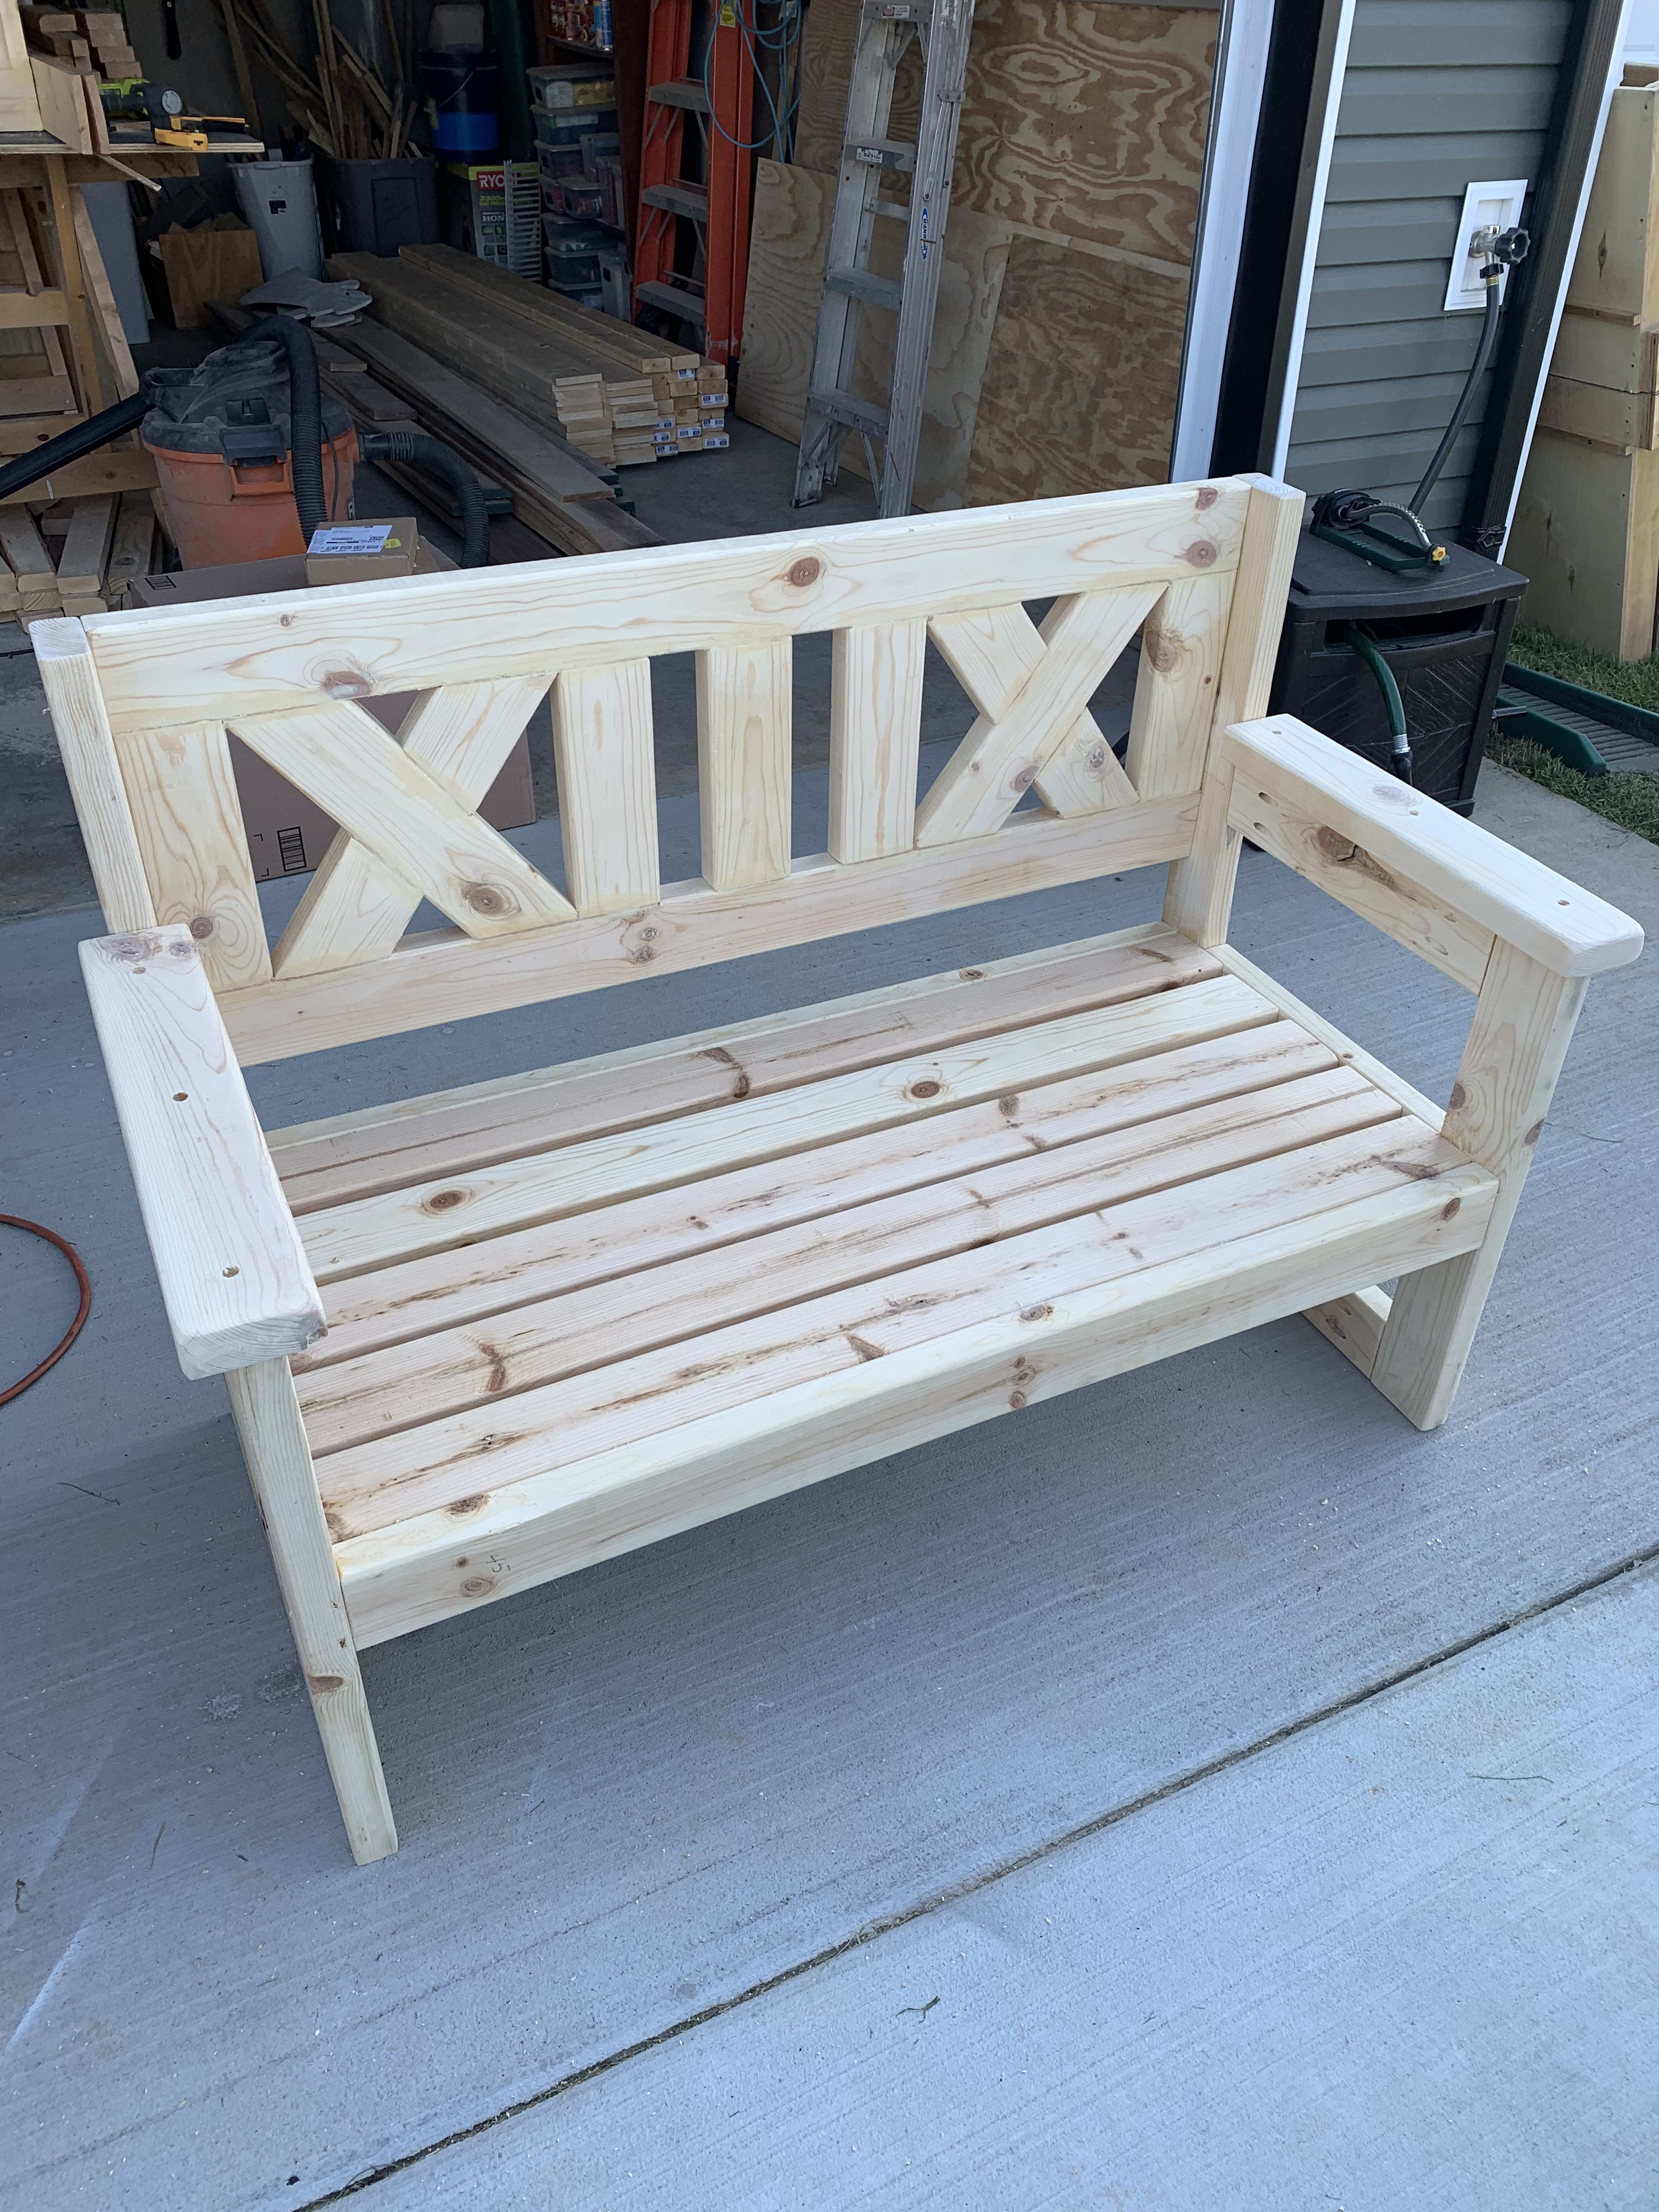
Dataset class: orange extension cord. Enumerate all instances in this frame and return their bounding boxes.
[0,1214,92,1407]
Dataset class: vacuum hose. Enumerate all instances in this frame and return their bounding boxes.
[1335,622,1412,785]
[0,314,489,568]
[359,430,490,569]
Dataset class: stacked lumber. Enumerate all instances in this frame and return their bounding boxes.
[21,7,140,76]
[332,243,731,469]
[0,488,155,624]
[1511,71,1659,659]
[212,297,660,557]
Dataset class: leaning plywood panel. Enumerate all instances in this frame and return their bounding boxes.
[966,236,1190,501]
[736,160,1011,512]
[794,0,1216,266]
[1503,427,1659,662]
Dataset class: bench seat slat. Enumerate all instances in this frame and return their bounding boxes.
[268,926,1220,1211]
[334,1160,1494,1650]
[296,973,1283,1281]
[297,1019,1342,1372]
[317,1115,1491,1553]
[298,1064,1400,1458]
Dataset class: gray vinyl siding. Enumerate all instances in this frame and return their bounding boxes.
[1284,0,1572,529]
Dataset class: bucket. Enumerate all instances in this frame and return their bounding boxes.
[145,427,359,567]
[423,50,499,154]
[233,157,324,280]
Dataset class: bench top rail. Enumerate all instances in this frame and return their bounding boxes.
[38,475,1306,1063]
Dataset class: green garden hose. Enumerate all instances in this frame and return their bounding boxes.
[1334,622,1413,783]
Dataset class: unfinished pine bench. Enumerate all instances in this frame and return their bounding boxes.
[39,473,1642,1863]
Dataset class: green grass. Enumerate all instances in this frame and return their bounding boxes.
[1506,622,1659,714]
[1494,625,1659,845]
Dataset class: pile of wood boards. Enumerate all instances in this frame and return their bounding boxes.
[213,0,417,160]
[0,488,154,624]
[330,242,730,469]
[554,358,729,468]
[737,0,1216,510]
[1512,71,1659,659]
[20,6,139,77]
[213,294,658,558]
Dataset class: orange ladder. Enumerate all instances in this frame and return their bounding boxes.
[632,0,755,365]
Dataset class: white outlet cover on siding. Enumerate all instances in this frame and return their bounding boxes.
[1443,179,1530,312]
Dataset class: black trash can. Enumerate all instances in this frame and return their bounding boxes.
[1269,529,1528,815]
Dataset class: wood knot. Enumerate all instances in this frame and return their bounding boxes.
[787,556,821,587]
[1524,1119,1544,1146]
[188,914,215,939]
[1184,539,1218,567]
[448,1493,488,1516]
[464,882,510,916]
[1009,1390,1028,1409]
[106,933,156,962]
[997,1094,1020,1118]
[1020,1304,1051,1323]
[307,1673,345,1693]
[958,967,984,980]
[321,668,373,698]
[907,1079,941,1099]
[424,1187,466,1212]
[1085,744,1107,771]
[1144,630,1177,674]
[1441,1197,1461,1220]
[1195,484,1220,510]
[1448,1082,1467,1113]
[1012,765,1036,791]
[460,1575,495,1600]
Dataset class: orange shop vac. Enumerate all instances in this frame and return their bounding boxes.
[0,315,491,569]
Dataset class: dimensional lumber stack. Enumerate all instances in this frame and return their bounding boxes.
[20,6,141,78]
[328,243,730,471]
[1510,69,1659,659]
[0,488,155,624]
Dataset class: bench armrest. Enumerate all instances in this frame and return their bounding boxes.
[81,927,324,1380]
[1223,714,1644,983]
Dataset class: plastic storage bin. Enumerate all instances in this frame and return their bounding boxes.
[315,154,439,256]
[543,215,612,292]
[233,157,324,280]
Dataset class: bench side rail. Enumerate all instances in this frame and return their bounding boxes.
[1193,712,1643,1430]
[39,476,1305,1065]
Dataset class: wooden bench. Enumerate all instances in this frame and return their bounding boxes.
[39,473,1642,1864]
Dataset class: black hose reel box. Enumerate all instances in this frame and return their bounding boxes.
[1268,529,1527,815]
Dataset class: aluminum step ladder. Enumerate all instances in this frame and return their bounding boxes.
[792,0,974,517]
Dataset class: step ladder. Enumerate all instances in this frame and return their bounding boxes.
[633,0,756,368]
[793,0,974,517]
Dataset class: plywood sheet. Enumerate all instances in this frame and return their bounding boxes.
[966,234,1189,502]
[735,159,1011,511]
[795,0,1216,266]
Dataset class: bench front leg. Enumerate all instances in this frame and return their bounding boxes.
[227,1358,398,1864]
[1369,939,1587,1430]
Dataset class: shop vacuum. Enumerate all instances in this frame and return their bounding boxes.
[0,315,490,572]
[1269,222,1532,815]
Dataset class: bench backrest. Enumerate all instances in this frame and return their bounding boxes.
[38,472,1303,1065]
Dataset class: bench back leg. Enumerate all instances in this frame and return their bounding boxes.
[225,1358,398,1863]
[1369,941,1588,1430]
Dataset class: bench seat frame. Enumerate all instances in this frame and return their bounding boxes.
[41,473,1641,1862]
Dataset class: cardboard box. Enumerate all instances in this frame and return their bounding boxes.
[304,516,421,585]
[128,546,537,879]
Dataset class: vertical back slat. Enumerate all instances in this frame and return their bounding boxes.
[828,620,926,861]
[1163,478,1306,945]
[696,639,792,888]
[1124,573,1231,800]
[116,721,273,989]
[32,617,156,933]
[552,658,660,914]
